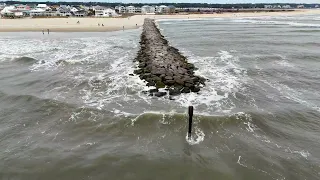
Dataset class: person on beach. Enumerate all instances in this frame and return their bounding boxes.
[98,23,100,26]
[47,29,49,34]
[42,30,44,35]
[123,26,124,30]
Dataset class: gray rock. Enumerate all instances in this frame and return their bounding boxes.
[149,89,158,93]
[169,88,181,96]
[165,80,175,85]
[156,81,165,89]
[190,86,200,93]
[181,87,191,93]
[175,78,184,85]
[154,92,167,97]
[142,73,152,79]
[184,83,194,87]
[152,76,161,82]
[139,62,146,68]
[199,77,206,85]
[166,71,174,77]
[160,74,166,79]
[134,69,143,75]
[165,76,173,80]
[152,68,166,76]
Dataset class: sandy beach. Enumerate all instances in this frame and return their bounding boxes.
[0,9,319,32]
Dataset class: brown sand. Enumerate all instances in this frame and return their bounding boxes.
[0,9,319,32]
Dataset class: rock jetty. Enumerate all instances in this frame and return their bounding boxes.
[134,19,205,97]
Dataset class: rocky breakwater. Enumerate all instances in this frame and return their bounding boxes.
[133,19,205,97]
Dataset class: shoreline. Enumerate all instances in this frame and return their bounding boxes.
[0,9,319,32]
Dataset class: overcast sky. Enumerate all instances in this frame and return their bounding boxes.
[18,0,320,3]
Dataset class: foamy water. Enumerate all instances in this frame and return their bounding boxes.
[0,14,319,180]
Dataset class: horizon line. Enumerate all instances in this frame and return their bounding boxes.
[1,1,319,4]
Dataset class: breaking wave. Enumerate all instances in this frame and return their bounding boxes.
[232,19,320,27]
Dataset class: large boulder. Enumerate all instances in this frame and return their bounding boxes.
[181,87,191,93]
[154,92,167,97]
[156,81,165,89]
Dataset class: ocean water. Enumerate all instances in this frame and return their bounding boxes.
[0,14,320,180]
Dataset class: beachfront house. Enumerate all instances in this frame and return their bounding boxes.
[94,6,118,17]
[43,10,58,17]
[14,11,23,17]
[264,5,273,9]
[69,6,88,17]
[116,6,126,14]
[37,4,50,10]
[273,5,282,9]
[57,6,71,16]
[16,5,31,11]
[73,10,88,17]
[30,8,45,16]
[135,7,142,13]
[158,5,169,13]
[297,5,305,9]
[70,7,79,13]
[1,6,15,17]
[141,5,156,14]
[168,5,176,13]
[126,6,135,14]
[93,6,106,16]
[282,5,291,9]
[92,5,104,11]
[0,5,31,18]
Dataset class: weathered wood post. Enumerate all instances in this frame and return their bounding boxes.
[188,106,194,139]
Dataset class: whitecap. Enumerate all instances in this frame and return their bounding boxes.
[186,127,205,145]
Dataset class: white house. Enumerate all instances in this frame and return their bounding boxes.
[95,7,118,17]
[116,6,126,13]
[273,5,282,9]
[58,6,71,16]
[297,5,305,8]
[94,6,105,16]
[70,7,79,13]
[0,6,15,16]
[155,6,160,12]
[73,10,87,17]
[16,5,30,11]
[30,8,45,16]
[141,5,156,14]
[264,5,273,9]
[135,7,141,13]
[282,5,291,9]
[92,5,104,11]
[37,4,49,10]
[158,5,169,13]
[126,6,135,13]
[14,11,23,17]
[43,10,58,16]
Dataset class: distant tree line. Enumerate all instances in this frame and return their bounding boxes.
[2,1,319,8]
